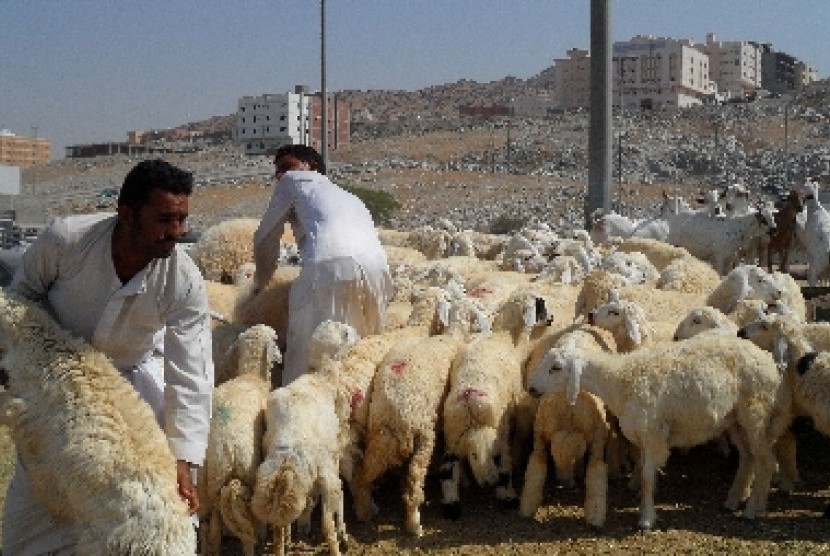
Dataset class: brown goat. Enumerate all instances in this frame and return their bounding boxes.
[766,189,804,273]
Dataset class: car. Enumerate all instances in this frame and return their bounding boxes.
[98,187,119,198]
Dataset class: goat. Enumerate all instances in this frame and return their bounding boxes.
[767,189,804,274]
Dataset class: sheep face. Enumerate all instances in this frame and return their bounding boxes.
[731,265,782,306]
[528,347,583,405]
[464,427,499,485]
[737,316,792,368]
[673,308,727,341]
[588,300,643,346]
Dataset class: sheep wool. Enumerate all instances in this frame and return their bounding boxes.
[189,218,261,283]
[528,335,791,531]
[353,334,461,536]
[0,290,194,554]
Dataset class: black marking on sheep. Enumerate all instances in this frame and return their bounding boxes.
[797,352,819,376]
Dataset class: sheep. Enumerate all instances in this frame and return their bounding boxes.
[615,237,691,272]
[352,334,462,536]
[771,270,807,322]
[527,335,792,531]
[519,326,615,528]
[0,290,195,553]
[440,289,552,519]
[198,324,281,556]
[705,265,782,314]
[233,265,300,360]
[600,250,660,283]
[791,179,830,287]
[251,355,348,556]
[656,256,722,294]
[587,297,656,352]
[673,306,738,340]
[189,218,261,283]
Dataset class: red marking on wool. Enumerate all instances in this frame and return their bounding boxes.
[469,286,494,298]
[350,389,365,420]
[390,360,407,375]
[458,388,488,403]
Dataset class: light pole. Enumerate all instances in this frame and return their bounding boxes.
[320,0,328,171]
[783,103,789,189]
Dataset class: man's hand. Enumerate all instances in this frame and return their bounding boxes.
[176,459,199,513]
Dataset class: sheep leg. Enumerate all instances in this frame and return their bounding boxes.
[353,442,388,522]
[584,459,608,529]
[724,425,752,510]
[638,448,658,532]
[440,453,462,520]
[743,404,788,519]
[774,429,799,494]
[320,477,343,556]
[494,440,518,507]
[204,510,222,556]
[519,435,549,518]
[403,432,434,537]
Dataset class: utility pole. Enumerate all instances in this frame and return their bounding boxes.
[783,103,789,189]
[320,0,329,172]
[586,0,612,228]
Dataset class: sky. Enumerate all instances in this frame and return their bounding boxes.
[2,0,828,160]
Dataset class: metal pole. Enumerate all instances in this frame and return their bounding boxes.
[320,0,329,171]
[586,0,612,228]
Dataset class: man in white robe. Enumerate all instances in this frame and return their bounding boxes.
[3,159,213,555]
[253,145,392,385]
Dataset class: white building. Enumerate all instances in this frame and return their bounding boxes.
[233,86,312,155]
[612,35,713,110]
[702,33,762,100]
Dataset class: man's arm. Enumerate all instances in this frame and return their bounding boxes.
[162,266,214,512]
[253,175,297,290]
[10,224,63,300]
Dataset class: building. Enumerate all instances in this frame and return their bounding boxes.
[702,34,762,100]
[0,129,51,167]
[233,85,351,156]
[555,36,714,111]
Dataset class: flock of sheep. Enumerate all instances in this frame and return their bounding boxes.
[1,178,830,555]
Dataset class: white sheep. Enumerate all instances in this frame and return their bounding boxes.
[672,306,739,340]
[440,289,552,519]
[198,324,281,556]
[352,334,462,536]
[251,355,348,556]
[705,264,782,314]
[587,296,656,352]
[656,255,722,294]
[600,250,659,283]
[519,326,614,528]
[189,218,261,283]
[527,335,792,531]
[0,290,195,553]
[616,237,691,272]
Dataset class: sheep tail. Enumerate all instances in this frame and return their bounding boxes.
[218,479,258,548]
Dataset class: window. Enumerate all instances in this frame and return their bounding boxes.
[241,117,246,123]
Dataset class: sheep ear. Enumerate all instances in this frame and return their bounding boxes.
[625,315,642,346]
[436,297,450,329]
[728,271,751,313]
[565,354,583,406]
[523,301,536,328]
[608,288,620,304]
[773,334,789,371]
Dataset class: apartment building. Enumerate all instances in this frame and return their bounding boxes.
[233,85,350,156]
[553,49,591,110]
[702,33,762,99]
[0,129,51,167]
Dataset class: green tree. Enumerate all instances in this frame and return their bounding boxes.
[341,184,401,227]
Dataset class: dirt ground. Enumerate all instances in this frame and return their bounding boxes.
[230,422,830,555]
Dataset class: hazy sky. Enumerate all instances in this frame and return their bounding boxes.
[2,0,827,159]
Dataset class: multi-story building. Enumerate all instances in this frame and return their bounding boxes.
[760,45,818,94]
[553,49,591,110]
[0,129,51,167]
[233,85,350,156]
[612,35,713,110]
[702,33,762,100]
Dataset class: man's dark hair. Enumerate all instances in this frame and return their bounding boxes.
[274,144,326,175]
[118,159,194,210]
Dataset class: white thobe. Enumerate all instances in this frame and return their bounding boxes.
[254,171,392,384]
[3,213,213,554]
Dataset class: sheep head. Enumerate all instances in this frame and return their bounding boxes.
[463,427,499,486]
[308,320,359,370]
[528,347,583,406]
[673,307,731,341]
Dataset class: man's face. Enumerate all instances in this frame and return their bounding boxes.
[274,154,309,180]
[119,188,189,259]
